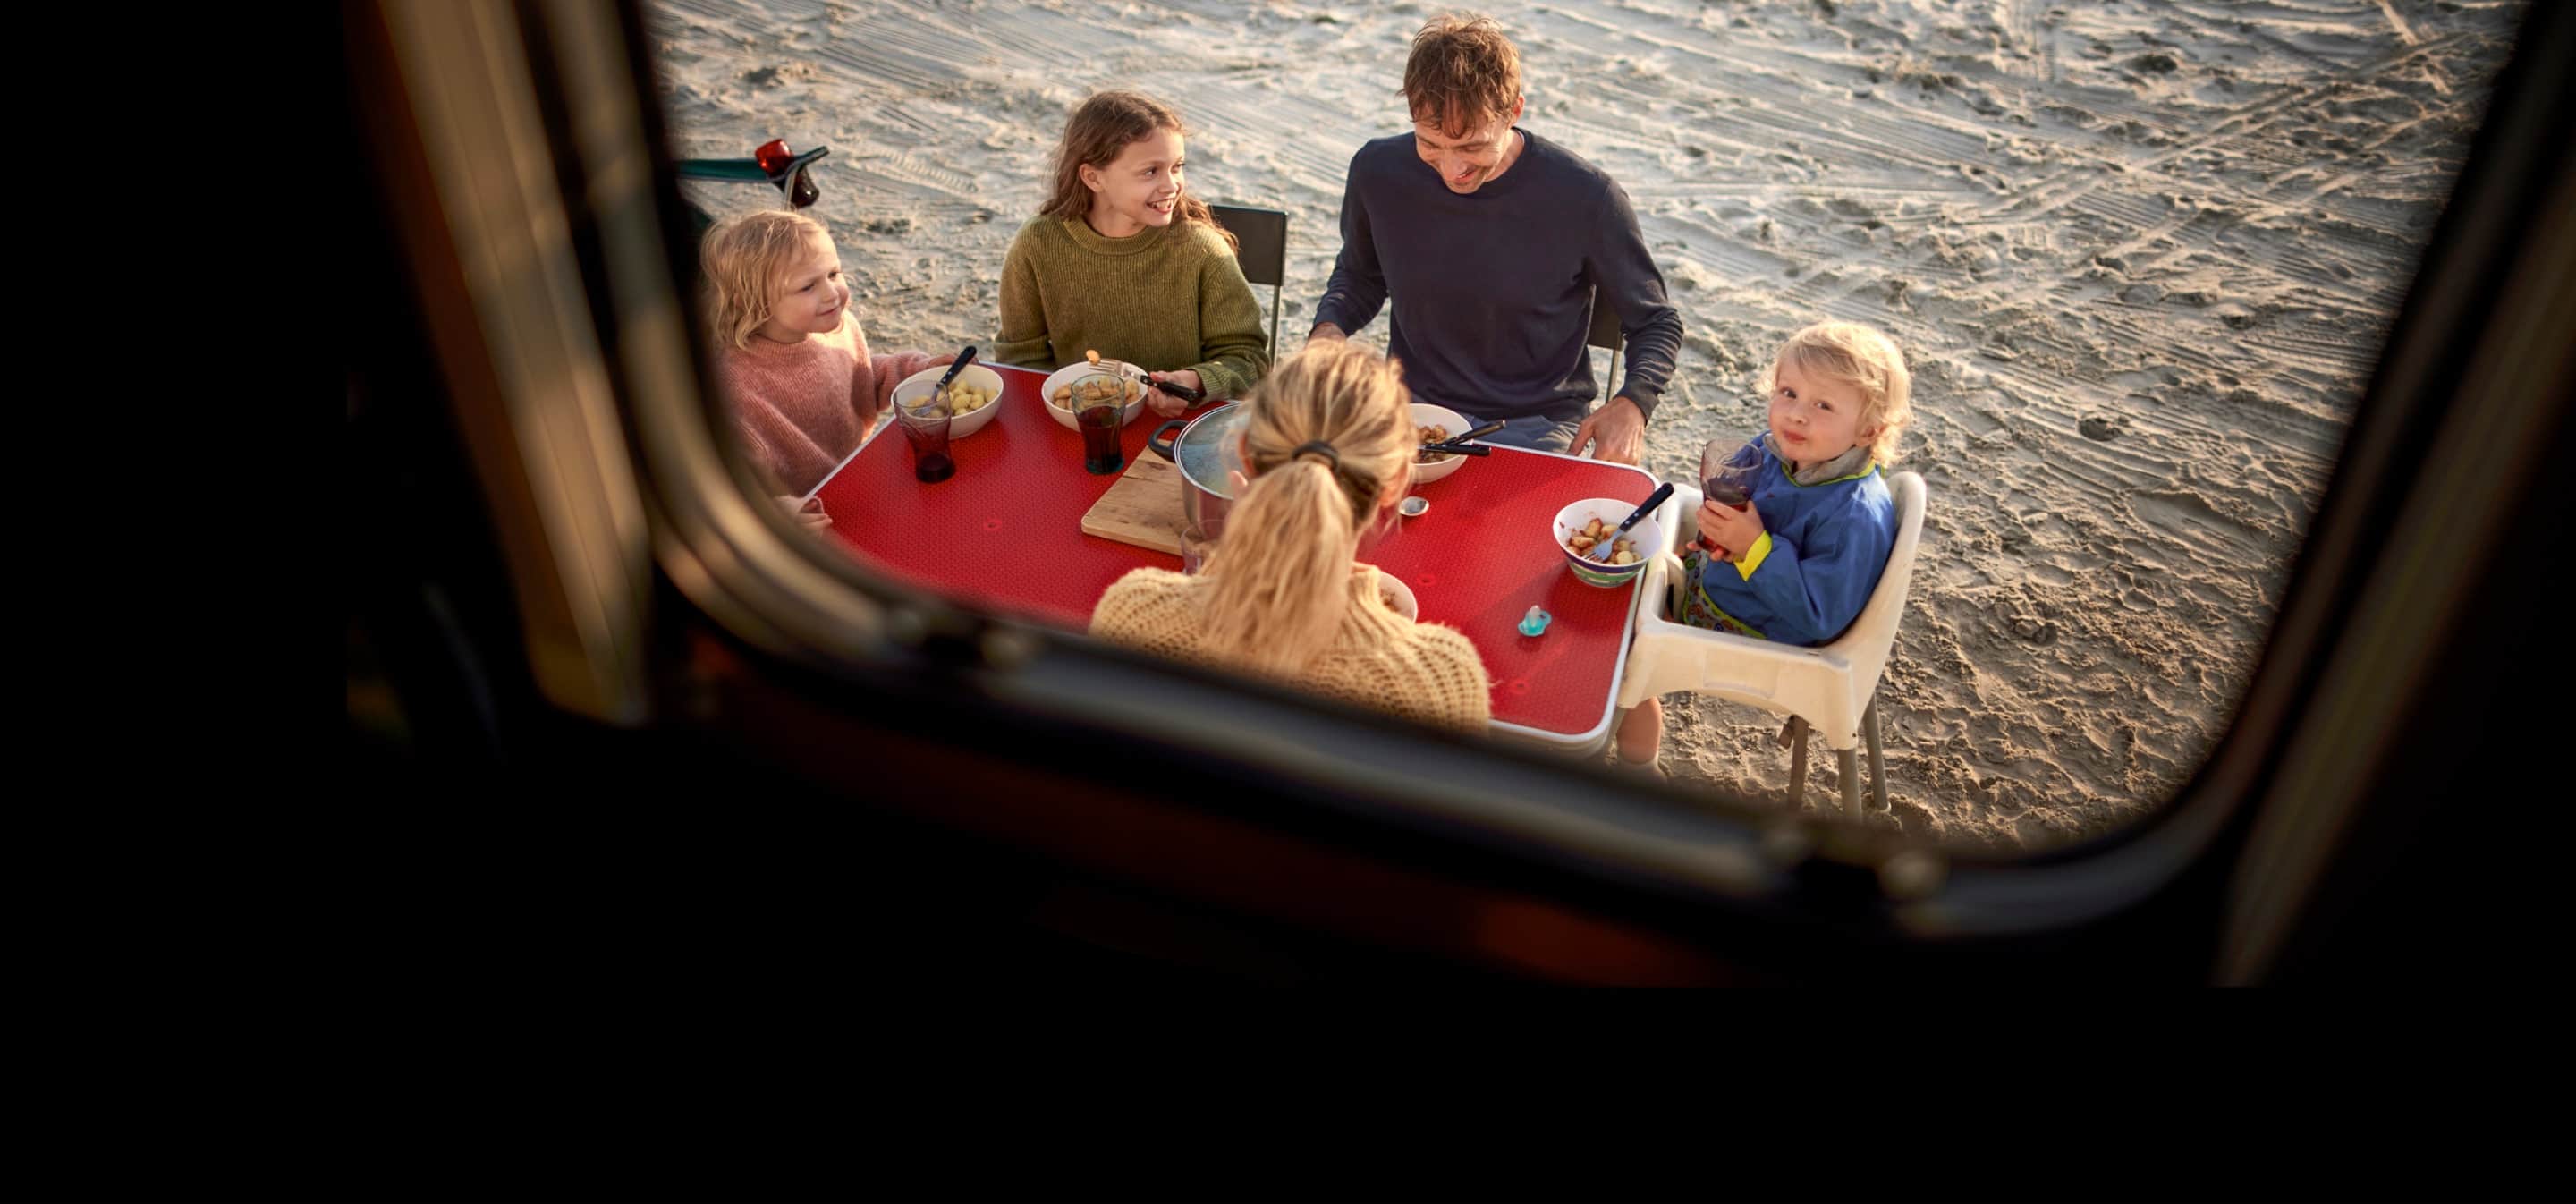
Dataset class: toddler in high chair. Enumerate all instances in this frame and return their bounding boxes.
[1616,320,1914,775]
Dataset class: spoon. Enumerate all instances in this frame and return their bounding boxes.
[929,345,979,404]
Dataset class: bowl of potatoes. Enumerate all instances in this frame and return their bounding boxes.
[1039,360,1150,431]
[1552,497,1663,589]
[1408,402,1475,486]
[890,363,1005,438]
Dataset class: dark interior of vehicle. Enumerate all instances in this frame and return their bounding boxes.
[343,0,2572,992]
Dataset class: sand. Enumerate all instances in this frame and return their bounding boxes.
[650,0,2525,849]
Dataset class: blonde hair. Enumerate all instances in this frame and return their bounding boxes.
[1402,12,1523,137]
[1758,321,1915,465]
[1039,90,1237,252]
[1198,342,1416,674]
[700,209,830,351]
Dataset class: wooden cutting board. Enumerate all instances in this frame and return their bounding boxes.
[1080,452,1189,554]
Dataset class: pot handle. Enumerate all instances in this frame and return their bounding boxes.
[1148,418,1189,462]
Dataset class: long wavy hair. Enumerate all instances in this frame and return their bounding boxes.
[1038,90,1237,251]
[699,209,827,351]
[1197,342,1415,674]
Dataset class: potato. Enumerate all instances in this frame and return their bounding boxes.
[1613,551,1637,565]
[1057,373,1139,411]
[1415,424,1455,464]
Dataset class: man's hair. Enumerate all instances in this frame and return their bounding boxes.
[1402,13,1522,137]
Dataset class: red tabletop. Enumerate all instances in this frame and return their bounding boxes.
[812,364,1662,748]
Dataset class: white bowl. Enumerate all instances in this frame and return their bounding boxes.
[891,363,1006,438]
[1552,497,1664,589]
[1375,571,1419,621]
[1039,361,1151,431]
[1409,402,1475,485]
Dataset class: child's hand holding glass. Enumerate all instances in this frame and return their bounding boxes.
[1699,496,1764,563]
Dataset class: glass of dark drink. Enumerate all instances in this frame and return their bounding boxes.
[898,400,954,483]
[1079,397,1124,475]
[1698,437,1759,557]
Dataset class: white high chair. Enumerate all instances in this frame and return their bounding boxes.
[1617,472,1928,820]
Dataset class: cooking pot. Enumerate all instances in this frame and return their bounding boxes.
[1147,403,1250,539]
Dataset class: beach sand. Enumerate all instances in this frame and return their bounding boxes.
[650,0,2525,850]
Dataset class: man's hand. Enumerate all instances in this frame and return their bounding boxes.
[1569,396,1647,465]
[1307,321,1347,345]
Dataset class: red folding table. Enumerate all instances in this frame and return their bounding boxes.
[811,363,1668,751]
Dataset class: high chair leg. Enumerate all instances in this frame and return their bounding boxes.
[1657,551,1689,620]
[1785,716,1809,808]
[1865,699,1887,810]
[1837,749,1863,822]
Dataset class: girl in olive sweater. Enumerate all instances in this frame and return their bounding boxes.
[996,90,1270,417]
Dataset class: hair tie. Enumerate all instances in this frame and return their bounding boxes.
[1292,440,1341,471]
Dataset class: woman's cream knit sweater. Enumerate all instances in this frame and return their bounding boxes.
[1090,564,1493,732]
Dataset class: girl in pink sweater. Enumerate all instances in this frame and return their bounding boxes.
[701,211,951,516]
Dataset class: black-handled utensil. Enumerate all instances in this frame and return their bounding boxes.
[1589,481,1676,563]
[1419,419,1505,459]
[1148,374,1206,404]
[930,345,979,398]
[1419,419,1504,450]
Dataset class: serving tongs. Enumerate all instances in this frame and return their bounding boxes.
[1419,419,1507,458]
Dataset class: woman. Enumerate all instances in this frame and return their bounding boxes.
[1089,342,1492,732]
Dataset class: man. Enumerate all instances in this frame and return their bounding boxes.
[1309,12,1684,465]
